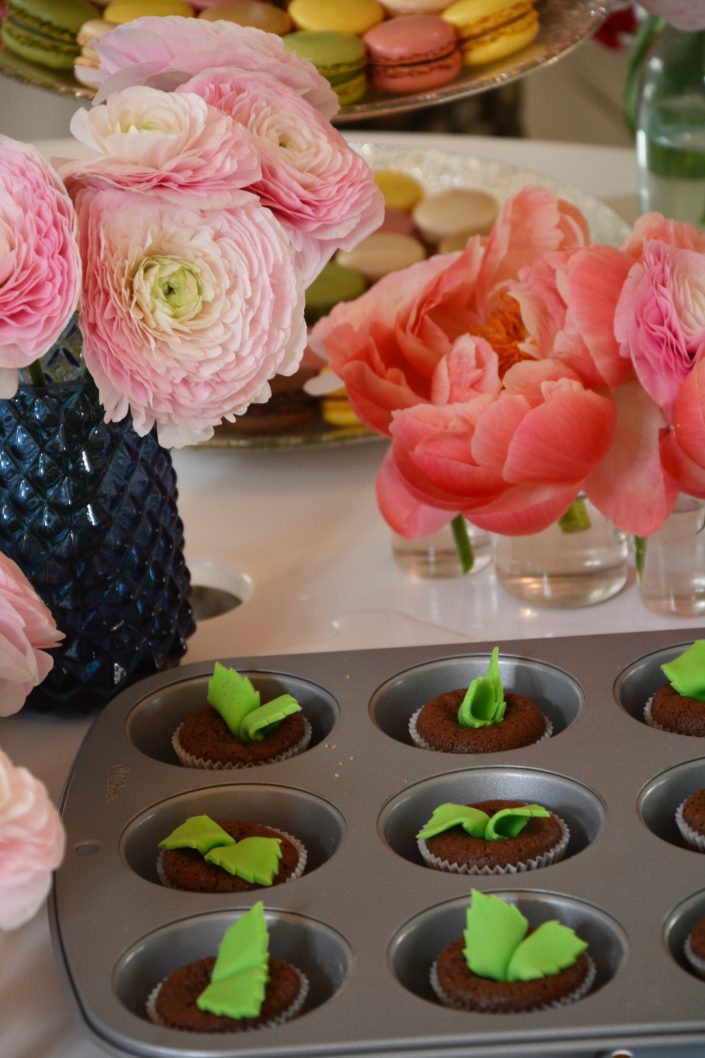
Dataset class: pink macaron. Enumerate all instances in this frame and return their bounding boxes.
[363,14,462,94]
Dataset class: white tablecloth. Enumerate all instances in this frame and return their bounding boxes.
[2,131,697,1058]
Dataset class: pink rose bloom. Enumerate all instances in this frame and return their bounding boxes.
[0,749,65,930]
[88,17,338,119]
[179,69,384,284]
[62,86,260,208]
[312,186,590,435]
[0,552,63,716]
[75,185,306,447]
[640,1,705,30]
[0,137,80,398]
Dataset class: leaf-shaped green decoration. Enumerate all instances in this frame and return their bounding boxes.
[205,837,282,885]
[506,920,588,982]
[417,804,489,840]
[239,694,302,742]
[457,647,506,728]
[208,663,261,737]
[197,902,270,1019]
[483,804,550,841]
[661,641,705,703]
[158,814,236,855]
[463,890,528,981]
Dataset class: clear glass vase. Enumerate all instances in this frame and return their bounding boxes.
[493,498,629,608]
[392,519,492,578]
[638,494,705,617]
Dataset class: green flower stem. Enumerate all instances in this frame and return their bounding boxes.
[558,497,591,534]
[634,536,647,582]
[451,514,475,574]
[27,359,45,387]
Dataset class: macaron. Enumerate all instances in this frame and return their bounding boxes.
[378,207,417,236]
[73,16,112,85]
[305,261,367,326]
[103,0,194,23]
[373,169,424,212]
[336,232,426,283]
[198,0,292,32]
[288,0,384,36]
[381,0,451,11]
[283,31,367,105]
[442,0,540,67]
[1,0,100,69]
[412,187,499,243]
[363,15,462,95]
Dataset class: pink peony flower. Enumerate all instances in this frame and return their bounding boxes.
[62,86,261,208]
[179,69,384,284]
[0,748,65,930]
[0,552,63,715]
[74,184,306,447]
[0,137,81,398]
[88,17,338,119]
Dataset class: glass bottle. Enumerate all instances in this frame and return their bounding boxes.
[635,25,705,226]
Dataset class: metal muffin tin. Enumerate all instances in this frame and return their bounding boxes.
[51,627,705,1058]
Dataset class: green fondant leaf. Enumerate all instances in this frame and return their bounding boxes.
[239,694,302,742]
[205,837,282,885]
[417,803,489,840]
[197,902,270,1019]
[158,814,235,855]
[457,647,506,728]
[208,662,261,737]
[506,920,588,982]
[483,805,551,841]
[661,641,705,703]
[463,890,528,981]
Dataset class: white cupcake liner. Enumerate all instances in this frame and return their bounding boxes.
[409,708,553,751]
[417,814,570,875]
[675,800,705,852]
[146,964,309,1031]
[684,934,705,980]
[172,718,312,770]
[643,696,663,730]
[157,828,308,889]
[430,953,596,1013]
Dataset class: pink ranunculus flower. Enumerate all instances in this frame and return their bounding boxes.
[88,17,338,119]
[179,69,384,284]
[74,184,306,448]
[639,1,705,30]
[61,86,261,208]
[311,186,590,436]
[0,137,81,398]
[0,749,65,930]
[0,552,63,716]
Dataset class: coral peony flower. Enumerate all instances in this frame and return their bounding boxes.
[74,185,306,447]
[0,749,65,930]
[88,17,338,119]
[0,552,63,716]
[62,86,261,208]
[179,69,384,284]
[0,137,80,398]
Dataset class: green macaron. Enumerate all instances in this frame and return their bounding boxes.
[2,0,100,70]
[305,261,368,325]
[283,30,368,106]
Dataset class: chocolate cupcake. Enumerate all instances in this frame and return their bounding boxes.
[430,890,594,1014]
[685,914,705,980]
[157,815,307,893]
[417,799,569,875]
[676,789,705,852]
[410,648,551,753]
[173,663,312,769]
[147,903,309,1033]
[645,641,705,736]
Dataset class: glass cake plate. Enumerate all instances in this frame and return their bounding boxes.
[0,0,610,118]
[200,139,628,451]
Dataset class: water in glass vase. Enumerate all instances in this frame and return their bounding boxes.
[638,495,705,617]
[636,94,705,227]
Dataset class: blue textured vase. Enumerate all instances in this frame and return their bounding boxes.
[0,377,195,711]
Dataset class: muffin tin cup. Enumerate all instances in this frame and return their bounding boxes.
[51,629,705,1058]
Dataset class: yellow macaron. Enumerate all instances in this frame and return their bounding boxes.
[288,0,384,36]
[103,0,195,24]
[373,169,424,213]
[442,0,539,67]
